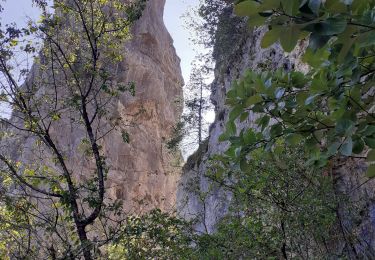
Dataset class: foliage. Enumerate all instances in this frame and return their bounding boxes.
[198,145,339,259]
[108,209,195,260]
[0,0,146,259]
[219,0,375,176]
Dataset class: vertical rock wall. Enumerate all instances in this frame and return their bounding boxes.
[6,0,184,213]
[102,0,184,212]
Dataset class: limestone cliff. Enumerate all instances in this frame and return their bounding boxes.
[5,0,183,213]
[103,0,183,212]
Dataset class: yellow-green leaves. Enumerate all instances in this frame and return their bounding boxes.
[261,25,301,52]
[281,0,300,15]
[325,0,348,13]
[234,0,261,17]
[245,94,262,106]
[285,133,303,146]
[9,39,18,47]
[367,150,375,162]
[367,164,375,178]
[248,16,267,27]
[367,150,375,177]
[261,26,282,48]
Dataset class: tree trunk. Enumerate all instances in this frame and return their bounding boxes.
[76,224,92,260]
[198,83,203,144]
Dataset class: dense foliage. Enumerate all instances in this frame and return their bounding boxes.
[221,0,375,174]
[201,146,339,259]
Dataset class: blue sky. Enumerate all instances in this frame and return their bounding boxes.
[1,0,199,83]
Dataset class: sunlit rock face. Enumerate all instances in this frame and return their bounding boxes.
[6,0,183,213]
[102,0,184,212]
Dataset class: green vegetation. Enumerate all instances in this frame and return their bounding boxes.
[223,0,375,173]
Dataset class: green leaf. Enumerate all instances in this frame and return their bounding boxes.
[310,77,328,93]
[257,115,270,130]
[325,0,348,13]
[51,113,61,121]
[10,39,18,47]
[245,94,263,106]
[261,27,282,48]
[234,0,261,17]
[362,125,375,136]
[219,132,230,142]
[227,121,237,136]
[366,150,375,162]
[296,92,308,105]
[366,164,375,179]
[121,130,130,143]
[270,123,283,137]
[291,72,308,88]
[327,141,341,156]
[302,47,330,67]
[335,119,355,136]
[339,138,353,156]
[285,133,303,146]
[281,0,299,15]
[244,129,257,144]
[229,106,243,121]
[259,0,281,11]
[240,112,250,122]
[352,138,365,154]
[305,18,347,36]
[280,25,300,52]
[365,138,375,149]
[351,0,368,13]
[248,15,267,27]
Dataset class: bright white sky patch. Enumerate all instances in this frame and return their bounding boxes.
[164,0,200,83]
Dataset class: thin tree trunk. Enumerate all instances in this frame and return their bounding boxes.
[198,83,203,144]
[76,224,92,260]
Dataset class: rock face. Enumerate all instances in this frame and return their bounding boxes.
[177,7,375,257]
[103,0,184,212]
[7,0,183,213]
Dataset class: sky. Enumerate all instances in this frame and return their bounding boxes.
[164,0,200,82]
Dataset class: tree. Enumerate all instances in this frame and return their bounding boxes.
[184,62,212,148]
[0,0,146,258]
[194,146,339,259]
[167,61,212,156]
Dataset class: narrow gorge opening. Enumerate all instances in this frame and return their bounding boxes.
[164,0,215,160]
